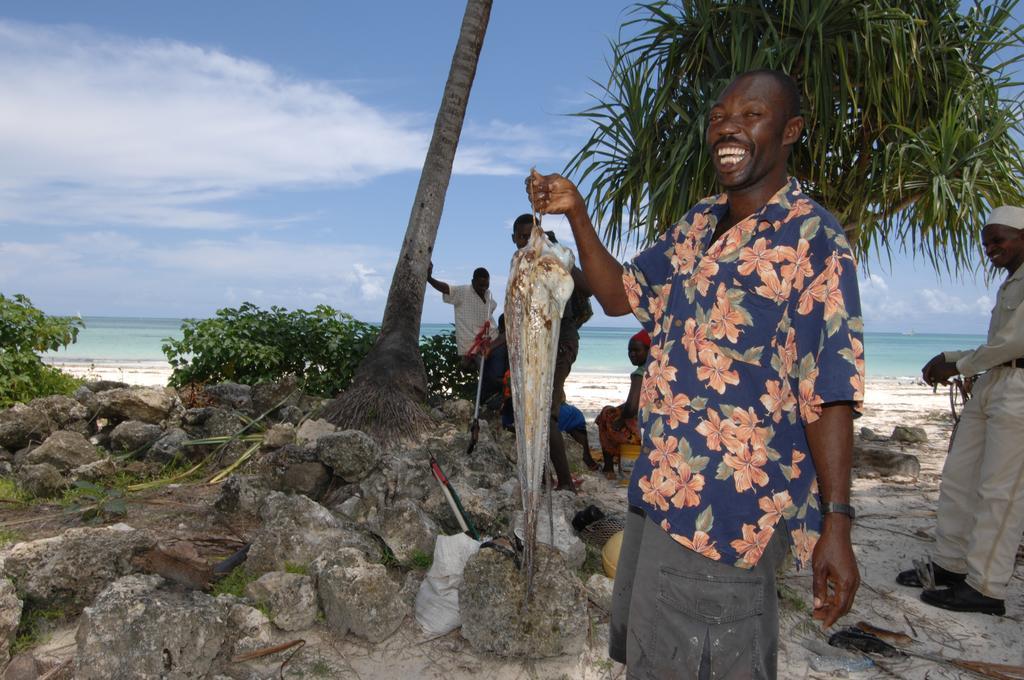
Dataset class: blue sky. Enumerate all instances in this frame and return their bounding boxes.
[0,1,1017,333]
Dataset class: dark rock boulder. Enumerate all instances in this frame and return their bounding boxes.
[853,444,921,479]
[16,462,65,498]
[24,430,100,472]
[0,404,52,451]
[202,382,252,412]
[279,461,331,500]
[891,425,928,444]
[84,380,129,393]
[72,386,99,417]
[251,376,301,416]
[109,420,163,455]
[3,524,156,614]
[0,578,22,668]
[148,427,189,463]
[214,474,270,515]
[314,548,409,643]
[316,430,379,483]
[244,571,317,632]
[95,387,175,424]
[459,544,586,658]
[247,492,379,574]
[182,407,245,440]
[858,426,887,442]
[29,395,90,435]
[75,574,270,679]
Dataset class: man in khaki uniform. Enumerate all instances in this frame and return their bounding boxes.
[897,205,1024,616]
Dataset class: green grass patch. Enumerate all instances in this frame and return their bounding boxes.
[0,529,22,548]
[252,600,272,619]
[309,656,333,677]
[210,566,257,598]
[12,605,64,654]
[777,582,808,614]
[408,549,432,571]
[577,543,604,580]
[284,561,309,576]
[0,477,30,504]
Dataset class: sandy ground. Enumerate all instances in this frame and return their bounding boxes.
[35,362,1024,678]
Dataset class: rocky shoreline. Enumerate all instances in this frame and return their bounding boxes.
[0,376,1020,678]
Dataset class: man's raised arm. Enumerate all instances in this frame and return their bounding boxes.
[527,170,630,316]
[426,262,450,296]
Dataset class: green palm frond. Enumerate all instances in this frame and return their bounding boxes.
[567,0,1024,273]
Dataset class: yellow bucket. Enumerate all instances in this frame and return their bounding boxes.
[619,443,641,477]
[602,530,624,578]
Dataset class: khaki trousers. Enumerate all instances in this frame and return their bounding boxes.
[934,367,1024,599]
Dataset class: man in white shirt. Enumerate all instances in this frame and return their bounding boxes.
[427,263,498,364]
[897,205,1024,616]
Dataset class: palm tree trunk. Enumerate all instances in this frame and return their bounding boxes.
[324,0,492,436]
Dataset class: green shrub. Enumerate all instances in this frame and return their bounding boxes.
[163,303,476,402]
[0,294,83,407]
[162,303,379,398]
[419,328,476,401]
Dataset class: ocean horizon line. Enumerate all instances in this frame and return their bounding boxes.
[58,315,985,338]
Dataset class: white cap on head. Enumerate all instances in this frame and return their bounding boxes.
[986,206,1024,231]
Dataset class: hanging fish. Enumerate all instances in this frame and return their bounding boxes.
[505,222,575,594]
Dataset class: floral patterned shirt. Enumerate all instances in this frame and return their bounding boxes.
[622,178,864,569]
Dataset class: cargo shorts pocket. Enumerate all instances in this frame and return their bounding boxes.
[648,568,765,680]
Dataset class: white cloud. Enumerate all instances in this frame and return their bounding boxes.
[919,288,989,316]
[860,273,888,292]
[857,272,910,321]
[0,231,396,318]
[0,20,565,229]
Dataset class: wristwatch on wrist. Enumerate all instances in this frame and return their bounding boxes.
[820,502,856,520]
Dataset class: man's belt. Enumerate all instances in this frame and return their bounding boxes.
[998,357,1024,368]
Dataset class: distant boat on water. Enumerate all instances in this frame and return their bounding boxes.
[901,330,916,336]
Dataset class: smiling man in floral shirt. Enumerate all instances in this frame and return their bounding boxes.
[528,70,864,679]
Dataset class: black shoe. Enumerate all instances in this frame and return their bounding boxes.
[920,582,1005,616]
[896,564,966,588]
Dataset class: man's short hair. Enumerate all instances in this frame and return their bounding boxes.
[472,267,489,279]
[513,214,536,230]
[738,69,802,119]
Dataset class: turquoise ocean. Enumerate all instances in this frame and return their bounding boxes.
[45,317,987,379]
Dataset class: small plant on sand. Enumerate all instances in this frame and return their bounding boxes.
[777,582,808,614]
[578,544,604,580]
[284,561,309,576]
[408,549,433,571]
[309,656,333,677]
[62,480,127,523]
[12,605,64,654]
[0,477,30,504]
[211,566,257,598]
[0,293,83,407]
[0,529,21,548]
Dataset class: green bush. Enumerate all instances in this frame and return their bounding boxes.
[0,294,83,407]
[162,303,380,397]
[419,328,477,401]
[163,303,476,401]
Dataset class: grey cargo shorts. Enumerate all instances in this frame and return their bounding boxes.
[609,506,789,679]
